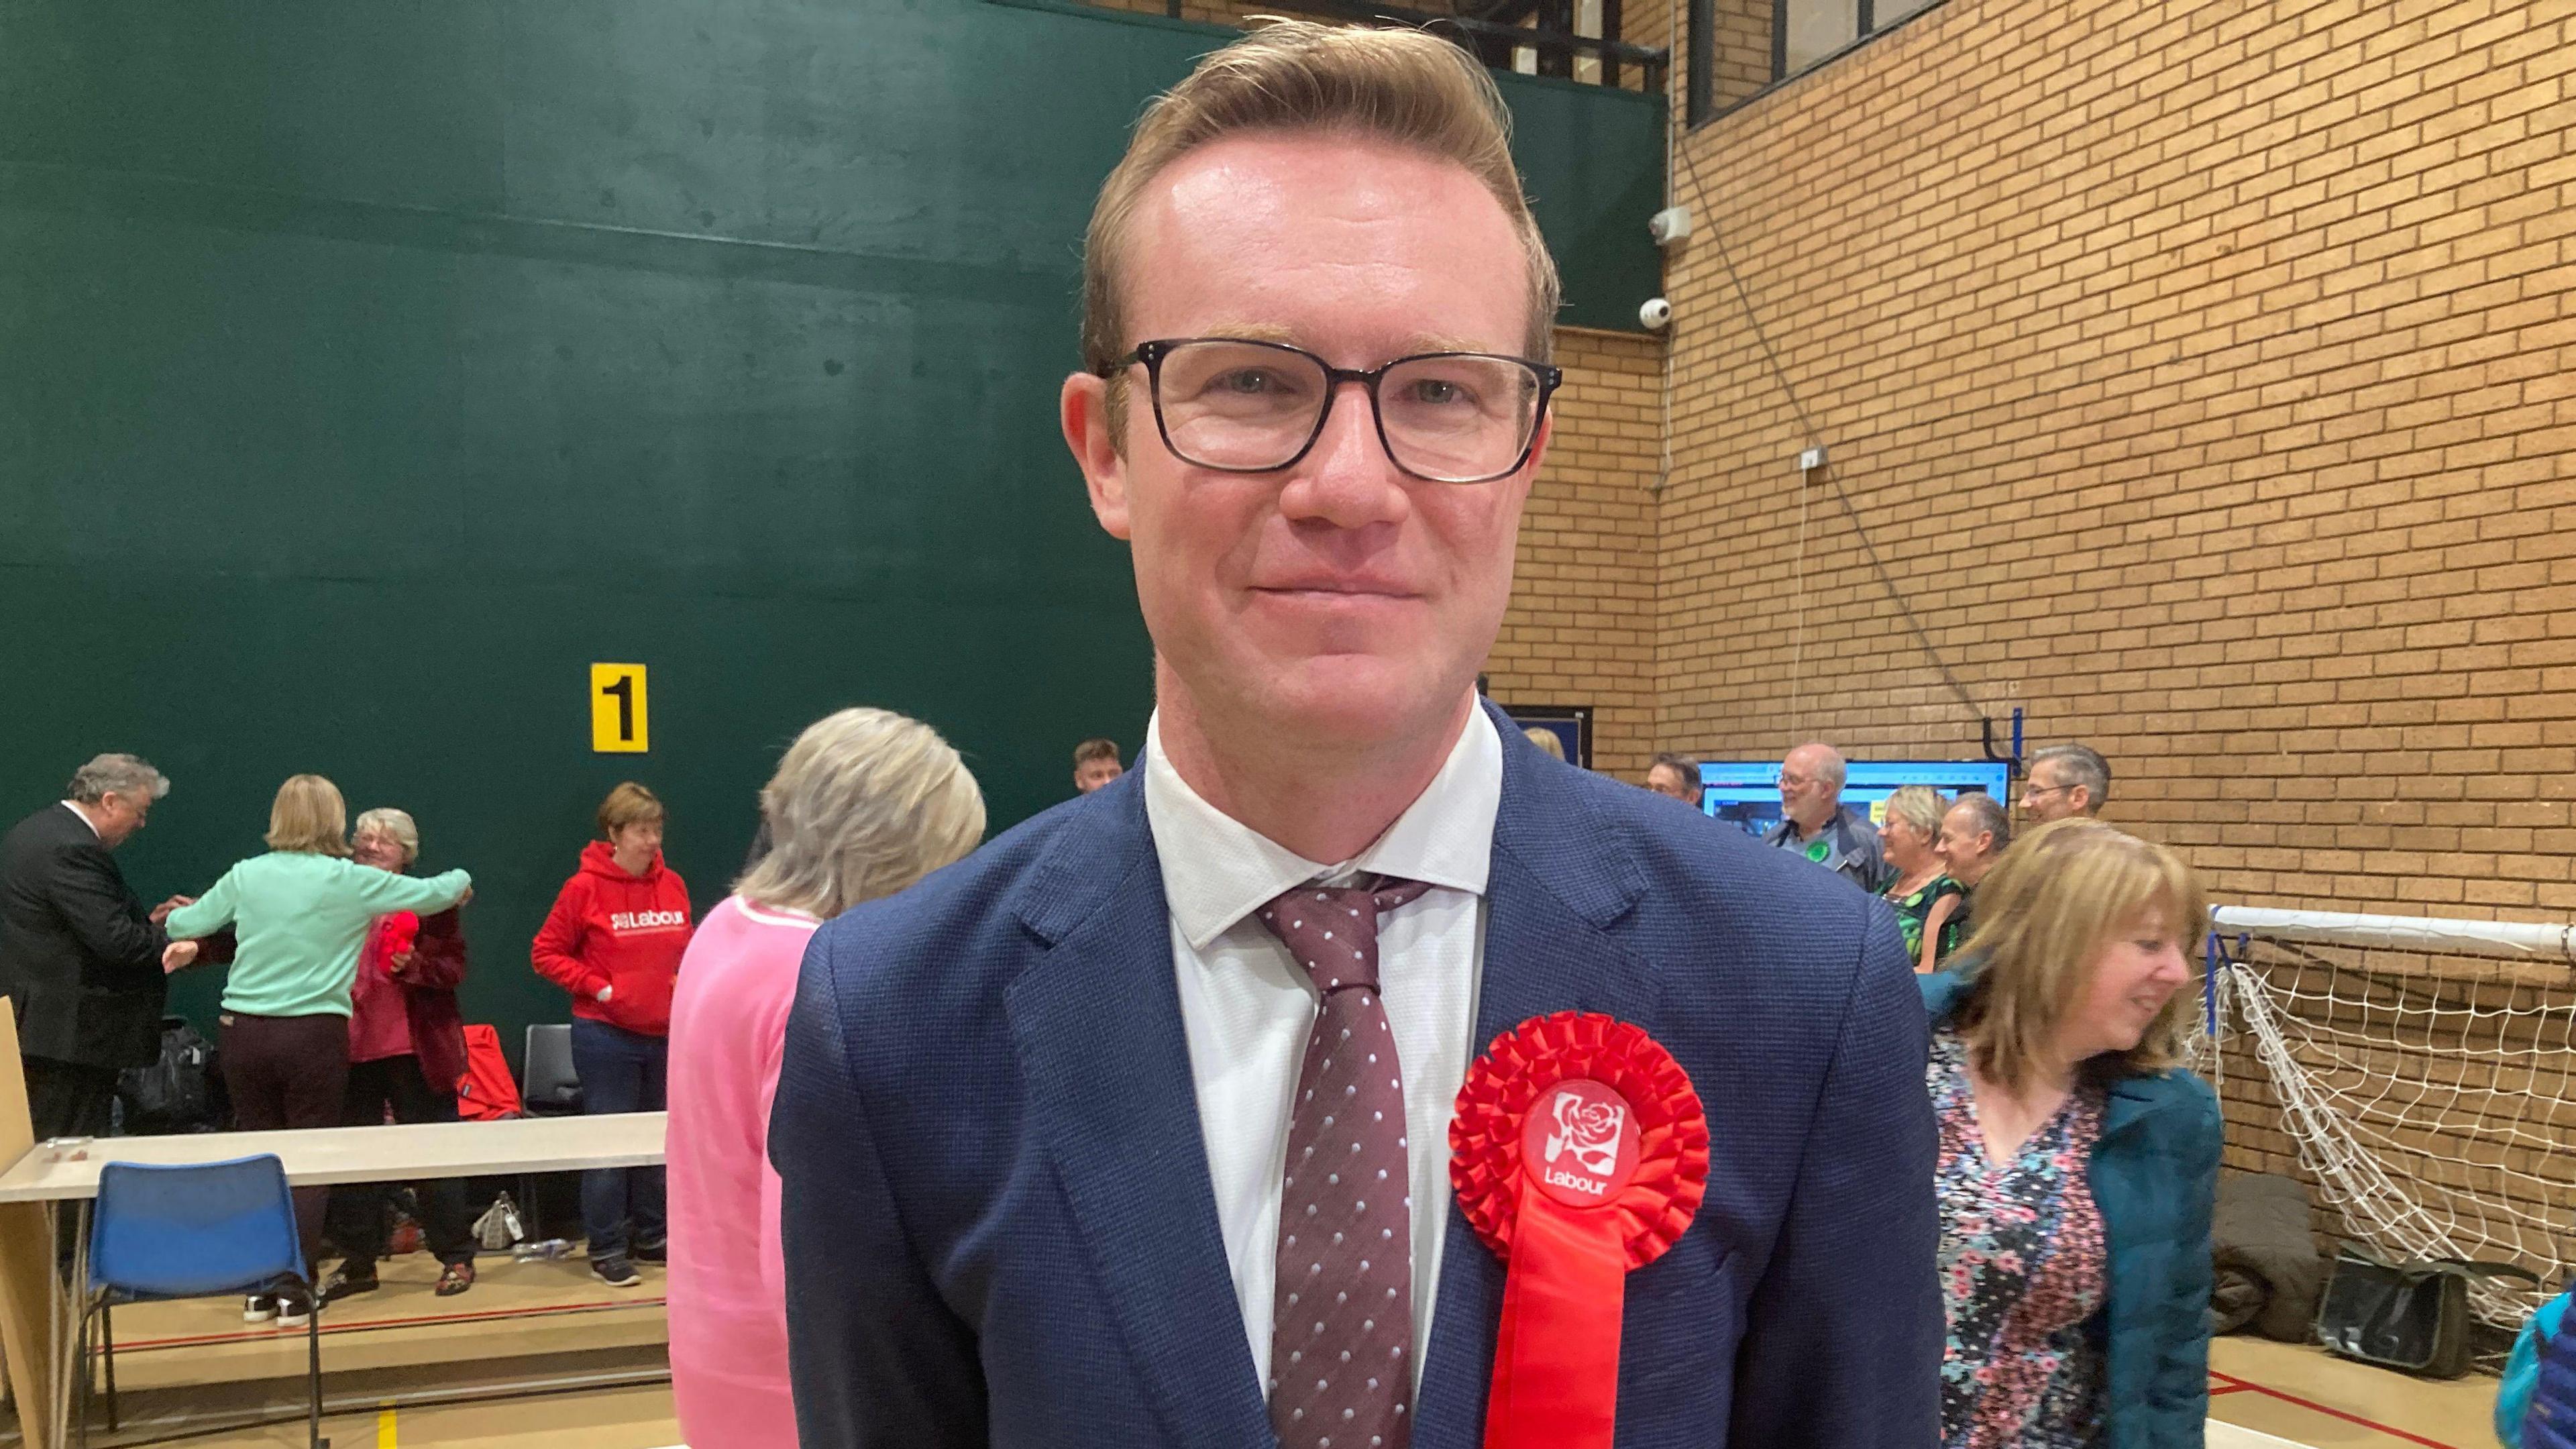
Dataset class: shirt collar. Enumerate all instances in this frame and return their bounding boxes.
[59,801,100,839]
[1142,705,1501,954]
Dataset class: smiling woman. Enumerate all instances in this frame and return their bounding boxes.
[1920,819,2222,1449]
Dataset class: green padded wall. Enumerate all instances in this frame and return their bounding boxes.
[0,1,1664,1060]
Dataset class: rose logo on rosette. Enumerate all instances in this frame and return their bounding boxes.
[1544,1088,1627,1179]
[1450,1012,1709,1449]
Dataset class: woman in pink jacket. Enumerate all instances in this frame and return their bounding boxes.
[663,708,985,1449]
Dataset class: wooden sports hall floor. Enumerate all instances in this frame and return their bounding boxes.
[0,1252,2509,1448]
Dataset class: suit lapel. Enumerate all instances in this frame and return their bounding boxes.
[1004,781,1273,1449]
[1413,708,1659,1449]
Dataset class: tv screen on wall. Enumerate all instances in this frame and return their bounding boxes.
[1699,759,2012,838]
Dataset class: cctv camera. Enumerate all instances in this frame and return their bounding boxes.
[1640,297,1672,330]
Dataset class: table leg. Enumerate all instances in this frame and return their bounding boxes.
[0,1196,61,1449]
[48,1200,88,1449]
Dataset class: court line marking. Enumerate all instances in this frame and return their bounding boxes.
[2208,1426,2312,1448]
[377,1401,398,1448]
[2210,1369,2465,1449]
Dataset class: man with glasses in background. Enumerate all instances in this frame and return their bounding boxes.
[2021,742,2111,824]
[771,22,1940,1449]
[1766,741,1889,892]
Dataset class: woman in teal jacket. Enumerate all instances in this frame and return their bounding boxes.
[1918,818,2220,1449]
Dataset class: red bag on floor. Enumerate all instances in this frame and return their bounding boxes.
[454,1023,523,1121]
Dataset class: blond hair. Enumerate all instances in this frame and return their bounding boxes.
[352,807,421,865]
[736,708,987,920]
[1881,784,1945,840]
[266,774,350,857]
[597,782,664,838]
[1081,21,1560,440]
[1951,818,2208,1091]
[1522,727,1567,762]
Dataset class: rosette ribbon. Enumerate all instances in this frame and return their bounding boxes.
[1448,1011,1709,1449]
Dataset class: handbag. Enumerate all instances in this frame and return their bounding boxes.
[2315,1243,2540,1378]
[473,1191,526,1252]
[115,1017,218,1132]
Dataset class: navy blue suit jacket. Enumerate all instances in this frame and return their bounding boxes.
[772,704,1941,1448]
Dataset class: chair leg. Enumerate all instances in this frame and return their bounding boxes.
[101,1299,117,1432]
[74,1297,90,1449]
[307,1299,327,1449]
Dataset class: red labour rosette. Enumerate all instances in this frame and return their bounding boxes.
[1448,1011,1710,1449]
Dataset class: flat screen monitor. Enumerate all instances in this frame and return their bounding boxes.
[1699,759,2012,838]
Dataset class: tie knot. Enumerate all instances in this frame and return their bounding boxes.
[1252,875,1430,996]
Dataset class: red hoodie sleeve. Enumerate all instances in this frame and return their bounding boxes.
[406,906,468,991]
[531,873,610,1000]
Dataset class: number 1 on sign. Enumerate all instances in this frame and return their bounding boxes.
[590,664,648,753]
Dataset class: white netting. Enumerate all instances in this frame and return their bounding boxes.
[2193,905,2576,1330]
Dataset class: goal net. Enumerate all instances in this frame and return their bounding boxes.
[2198,906,2576,1331]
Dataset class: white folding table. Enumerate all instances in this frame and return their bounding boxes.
[0,1112,667,1449]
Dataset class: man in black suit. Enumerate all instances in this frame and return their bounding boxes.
[0,753,182,1140]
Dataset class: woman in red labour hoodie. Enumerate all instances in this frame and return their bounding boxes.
[533,781,692,1288]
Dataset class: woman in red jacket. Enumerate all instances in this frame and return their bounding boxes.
[533,782,693,1288]
[321,807,480,1304]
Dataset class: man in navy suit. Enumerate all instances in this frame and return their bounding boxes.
[771,21,1941,1448]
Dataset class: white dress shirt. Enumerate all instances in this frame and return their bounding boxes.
[60,801,100,839]
[1143,708,1499,1395]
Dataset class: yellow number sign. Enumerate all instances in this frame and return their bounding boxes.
[590,664,648,753]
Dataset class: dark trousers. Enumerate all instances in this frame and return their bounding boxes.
[325,1054,476,1269]
[569,1018,665,1258]
[23,1055,119,1142]
[219,1013,351,1277]
[25,1056,119,1260]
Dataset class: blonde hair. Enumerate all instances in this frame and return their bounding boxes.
[1522,727,1566,762]
[352,807,421,865]
[597,782,664,838]
[1951,818,2209,1091]
[736,708,987,920]
[1081,21,1561,441]
[266,774,350,857]
[1881,784,1945,840]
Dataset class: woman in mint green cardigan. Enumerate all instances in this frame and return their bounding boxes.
[1917,818,2219,1449]
[163,773,470,1326]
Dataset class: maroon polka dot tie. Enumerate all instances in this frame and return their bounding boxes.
[1252,875,1432,1449]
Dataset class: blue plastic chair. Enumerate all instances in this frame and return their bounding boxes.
[83,1154,324,1447]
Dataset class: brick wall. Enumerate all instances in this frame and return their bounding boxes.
[1627,0,1774,118]
[1660,0,2576,920]
[1658,0,2576,1274]
[1489,327,1666,780]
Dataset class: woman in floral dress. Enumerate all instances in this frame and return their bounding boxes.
[1919,818,2222,1449]
[1879,784,1967,973]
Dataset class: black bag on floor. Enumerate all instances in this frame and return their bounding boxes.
[116,1016,220,1133]
[2314,1244,2540,1378]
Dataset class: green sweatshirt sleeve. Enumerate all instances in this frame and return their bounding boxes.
[343,864,472,916]
[163,867,241,941]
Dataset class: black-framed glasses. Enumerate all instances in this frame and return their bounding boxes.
[1116,337,1562,484]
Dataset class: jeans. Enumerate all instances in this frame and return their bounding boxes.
[570,1017,666,1259]
[325,1054,477,1269]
